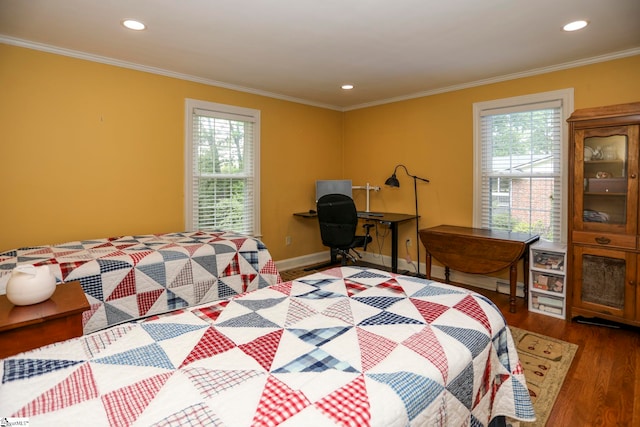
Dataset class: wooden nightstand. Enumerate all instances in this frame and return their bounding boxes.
[0,281,90,358]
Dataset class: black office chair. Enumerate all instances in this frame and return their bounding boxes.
[316,193,373,265]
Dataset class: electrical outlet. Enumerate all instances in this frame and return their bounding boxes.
[406,238,412,247]
[285,236,292,246]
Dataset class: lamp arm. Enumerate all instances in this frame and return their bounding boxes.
[392,164,430,183]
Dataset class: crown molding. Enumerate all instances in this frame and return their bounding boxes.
[2,35,638,112]
[343,47,640,111]
[0,35,343,111]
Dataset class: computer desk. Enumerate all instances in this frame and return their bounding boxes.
[293,211,417,273]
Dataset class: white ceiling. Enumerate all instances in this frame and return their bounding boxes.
[1,0,639,110]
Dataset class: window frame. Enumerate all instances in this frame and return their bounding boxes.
[184,98,261,237]
[472,88,574,243]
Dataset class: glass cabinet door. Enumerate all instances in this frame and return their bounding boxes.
[575,126,638,234]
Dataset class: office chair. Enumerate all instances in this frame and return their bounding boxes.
[316,193,373,265]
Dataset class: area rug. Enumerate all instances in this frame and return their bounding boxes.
[507,327,578,427]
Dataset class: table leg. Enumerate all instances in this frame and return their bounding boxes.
[444,266,450,283]
[425,252,432,279]
[522,251,530,304]
[509,263,518,313]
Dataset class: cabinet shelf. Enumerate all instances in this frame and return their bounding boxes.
[584,160,624,164]
[530,266,565,274]
[531,286,564,297]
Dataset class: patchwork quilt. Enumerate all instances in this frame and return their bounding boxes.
[0,267,535,426]
[0,231,280,334]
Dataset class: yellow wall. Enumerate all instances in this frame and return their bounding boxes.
[1,42,638,267]
[343,55,640,261]
[0,44,342,257]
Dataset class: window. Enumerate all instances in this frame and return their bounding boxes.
[185,99,260,237]
[473,89,573,242]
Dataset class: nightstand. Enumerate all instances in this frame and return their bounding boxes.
[0,281,90,358]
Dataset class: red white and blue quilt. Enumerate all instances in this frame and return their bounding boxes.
[0,267,535,426]
[0,231,281,334]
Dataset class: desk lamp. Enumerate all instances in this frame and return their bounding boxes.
[385,164,429,277]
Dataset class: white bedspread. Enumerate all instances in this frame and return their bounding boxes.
[0,266,534,426]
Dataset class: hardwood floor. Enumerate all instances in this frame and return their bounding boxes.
[437,280,640,427]
[285,263,640,426]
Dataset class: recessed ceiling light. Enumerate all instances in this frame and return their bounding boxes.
[122,19,146,31]
[341,84,354,90]
[563,20,588,32]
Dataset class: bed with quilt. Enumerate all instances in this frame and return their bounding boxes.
[0,266,534,426]
[0,231,281,334]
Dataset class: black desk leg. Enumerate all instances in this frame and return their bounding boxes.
[390,222,399,273]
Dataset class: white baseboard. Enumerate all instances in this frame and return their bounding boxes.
[274,252,329,272]
[275,251,525,297]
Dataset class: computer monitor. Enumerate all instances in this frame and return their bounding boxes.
[315,180,353,202]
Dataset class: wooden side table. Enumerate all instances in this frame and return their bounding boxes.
[419,225,539,313]
[0,281,89,358]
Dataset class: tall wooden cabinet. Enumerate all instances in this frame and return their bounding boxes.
[567,102,640,327]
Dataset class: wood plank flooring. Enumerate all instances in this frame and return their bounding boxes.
[285,264,640,426]
[467,284,640,427]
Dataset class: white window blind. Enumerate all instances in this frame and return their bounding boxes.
[473,89,573,242]
[185,99,260,236]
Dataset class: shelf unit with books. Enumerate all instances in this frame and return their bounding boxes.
[529,241,567,319]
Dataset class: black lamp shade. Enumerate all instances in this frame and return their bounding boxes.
[385,174,400,187]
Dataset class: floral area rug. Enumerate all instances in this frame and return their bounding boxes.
[507,327,578,427]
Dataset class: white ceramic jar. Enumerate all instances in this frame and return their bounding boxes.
[6,265,56,306]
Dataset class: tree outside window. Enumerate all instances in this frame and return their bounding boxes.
[185,100,260,236]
